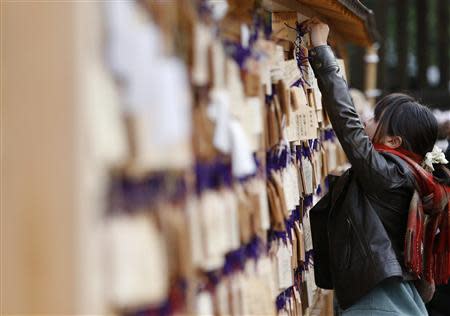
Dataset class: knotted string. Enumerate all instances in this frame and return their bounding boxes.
[303,195,314,209]
[284,22,311,88]
[324,129,335,142]
[108,172,187,214]
[276,286,294,311]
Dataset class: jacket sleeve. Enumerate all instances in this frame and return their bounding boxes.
[309,45,407,190]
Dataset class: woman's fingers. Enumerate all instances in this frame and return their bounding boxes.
[300,19,315,32]
[300,18,327,33]
[309,17,321,24]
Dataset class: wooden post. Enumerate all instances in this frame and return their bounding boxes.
[1,2,78,313]
[396,0,409,90]
[373,0,388,92]
[416,0,429,89]
[438,0,449,89]
[365,44,380,106]
[1,2,109,314]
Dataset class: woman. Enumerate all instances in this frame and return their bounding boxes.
[306,19,448,315]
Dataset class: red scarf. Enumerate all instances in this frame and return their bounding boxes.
[374,144,450,284]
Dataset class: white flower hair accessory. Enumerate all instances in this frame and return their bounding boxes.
[421,146,448,172]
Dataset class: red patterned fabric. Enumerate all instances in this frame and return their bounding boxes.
[374,144,450,285]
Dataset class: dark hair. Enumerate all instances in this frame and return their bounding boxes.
[373,93,438,157]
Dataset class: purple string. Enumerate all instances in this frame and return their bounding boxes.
[281,148,288,168]
[223,236,265,276]
[223,247,246,275]
[301,144,311,159]
[291,22,310,87]
[276,286,294,311]
[124,303,170,316]
[291,78,303,88]
[268,229,289,247]
[268,204,302,247]
[248,14,262,48]
[285,210,299,240]
[301,250,315,271]
[276,291,287,310]
[245,236,264,261]
[266,152,273,173]
[276,293,286,310]
[205,271,221,287]
[324,129,335,142]
[294,249,315,279]
[253,14,262,34]
[111,156,268,215]
[296,146,302,161]
[269,208,302,250]
[223,41,252,69]
[267,146,293,173]
[291,250,315,289]
[304,195,314,209]
[295,21,307,37]
[249,28,258,46]
[324,175,330,191]
[292,208,301,222]
[195,160,234,194]
[223,9,274,67]
[285,219,293,241]
[173,177,188,203]
[265,94,275,104]
[108,173,187,215]
[223,13,271,69]
[274,230,288,244]
[195,163,211,194]
[313,139,320,151]
[308,139,314,151]
[254,153,262,172]
[306,249,314,266]
[252,12,271,39]
[222,165,233,187]
[316,184,322,195]
[266,148,285,173]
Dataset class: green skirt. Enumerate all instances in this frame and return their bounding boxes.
[342,278,428,315]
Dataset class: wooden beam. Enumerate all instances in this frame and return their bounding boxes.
[261,0,320,17]
[261,0,375,47]
[438,0,449,89]
[396,0,409,90]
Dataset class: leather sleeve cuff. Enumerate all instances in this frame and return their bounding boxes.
[308,45,339,73]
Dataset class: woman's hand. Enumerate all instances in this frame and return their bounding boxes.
[302,18,329,48]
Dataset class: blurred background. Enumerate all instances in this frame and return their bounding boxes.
[349,0,450,108]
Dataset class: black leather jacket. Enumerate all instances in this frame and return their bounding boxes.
[309,46,416,309]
